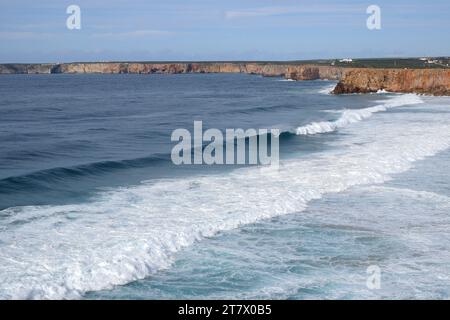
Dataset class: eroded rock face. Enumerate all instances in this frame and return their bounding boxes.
[333,68,450,95]
[285,66,343,81]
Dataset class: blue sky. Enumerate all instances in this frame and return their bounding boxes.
[0,0,449,62]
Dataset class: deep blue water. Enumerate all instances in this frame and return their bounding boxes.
[0,74,449,299]
[0,74,375,210]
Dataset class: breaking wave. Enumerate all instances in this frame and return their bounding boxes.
[294,94,423,135]
[318,84,337,94]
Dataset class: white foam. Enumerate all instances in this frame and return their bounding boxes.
[318,84,337,94]
[360,186,450,206]
[0,95,449,299]
[294,94,423,135]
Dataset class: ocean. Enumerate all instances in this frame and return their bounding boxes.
[0,73,449,299]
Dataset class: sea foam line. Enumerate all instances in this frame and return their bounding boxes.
[359,186,450,206]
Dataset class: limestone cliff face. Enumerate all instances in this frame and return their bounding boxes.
[333,68,450,95]
[55,62,287,76]
[44,62,342,79]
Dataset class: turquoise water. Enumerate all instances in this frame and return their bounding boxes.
[89,149,450,299]
[0,74,449,299]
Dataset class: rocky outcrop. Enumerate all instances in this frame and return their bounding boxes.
[1,62,448,95]
[333,68,450,95]
[0,64,56,74]
[285,66,343,80]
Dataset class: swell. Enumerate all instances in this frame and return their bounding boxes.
[214,103,303,116]
[0,154,169,196]
[0,134,292,197]
[0,95,421,195]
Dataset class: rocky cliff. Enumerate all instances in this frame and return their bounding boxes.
[0,64,56,74]
[1,62,448,95]
[332,68,450,95]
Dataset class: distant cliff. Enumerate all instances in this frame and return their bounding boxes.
[1,62,449,95]
[49,62,345,81]
[0,63,56,74]
[0,62,342,79]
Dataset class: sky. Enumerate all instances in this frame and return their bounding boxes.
[0,0,449,63]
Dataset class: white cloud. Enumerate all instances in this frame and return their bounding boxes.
[225,7,300,19]
[91,30,174,38]
[224,5,360,20]
[0,31,55,39]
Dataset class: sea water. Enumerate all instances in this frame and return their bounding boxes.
[0,74,449,299]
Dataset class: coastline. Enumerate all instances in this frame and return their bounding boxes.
[1,61,449,96]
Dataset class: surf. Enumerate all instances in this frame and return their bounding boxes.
[0,94,449,299]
